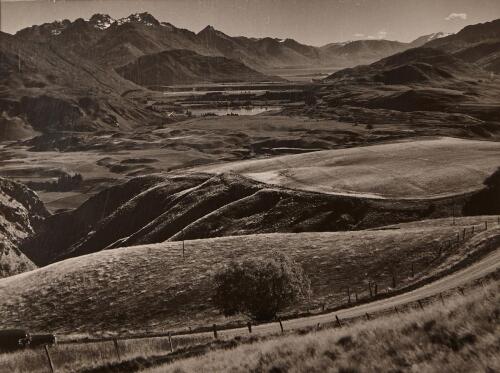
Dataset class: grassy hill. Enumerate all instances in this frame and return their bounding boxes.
[22,162,484,266]
[3,216,499,334]
[149,279,499,373]
[198,137,500,198]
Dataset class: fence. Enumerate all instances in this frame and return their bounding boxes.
[37,217,499,372]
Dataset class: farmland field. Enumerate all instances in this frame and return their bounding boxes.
[197,137,500,198]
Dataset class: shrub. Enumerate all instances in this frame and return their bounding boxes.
[212,252,311,321]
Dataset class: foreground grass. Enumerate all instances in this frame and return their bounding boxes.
[148,280,500,373]
[0,217,497,334]
[0,334,212,373]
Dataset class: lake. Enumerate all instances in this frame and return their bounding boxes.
[186,106,281,116]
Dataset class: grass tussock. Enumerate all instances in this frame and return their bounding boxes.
[147,280,500,373]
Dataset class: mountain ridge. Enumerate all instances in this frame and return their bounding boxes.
[15,12,447,70]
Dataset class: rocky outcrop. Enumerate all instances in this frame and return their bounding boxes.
[0,177,48,277]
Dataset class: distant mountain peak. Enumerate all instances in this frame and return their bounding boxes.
[116,12,160,27]
[198,25,225,36]
[201,25,216,32]
[89,14,115,30]
[409,32,453,48]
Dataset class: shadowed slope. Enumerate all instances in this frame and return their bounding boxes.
[116,49,280,87]
[0,177,47,277]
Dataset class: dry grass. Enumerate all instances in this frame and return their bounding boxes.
[147,279,500,373]
[0,216,498,334]
[0,334,212,373]
[197,137,500,198]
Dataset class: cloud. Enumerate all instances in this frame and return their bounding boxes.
[445,13,467,21]
[377,30,388,39]
[364,30,387,40]
[354,33,365,38]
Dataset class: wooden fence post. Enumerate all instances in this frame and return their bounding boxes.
[365,313,370,321]
[213,324,218,339]
[168,332,174,352]
[394,306,400,316]
[368,282,373,297]
[278,318,284,333]
[335,315,342,328]
[459,287,465,296]
[113,338,121,361]
[439,293,445,306]
[247,321,252,334]
[182,229,185,259]
[355,292,358,302]
[347,287,351,304]
[44,345,55,373]
[392,272,396,289]
[485,221,488,230]
[374,283,378,296]
[411,263,414,277]
[418,300,424,311]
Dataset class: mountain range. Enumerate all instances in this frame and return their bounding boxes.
[16,12,443,71]
[320,19,500,121]
[2,13,499,142]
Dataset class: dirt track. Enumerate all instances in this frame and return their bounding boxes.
[188,248,500,338]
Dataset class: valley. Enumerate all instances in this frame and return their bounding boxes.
[0,7,499,373]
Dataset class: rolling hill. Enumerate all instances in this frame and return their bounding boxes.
[115,49,281,87]
[197,137,500,198]
[20,137,500,266]
[4,217,500,334]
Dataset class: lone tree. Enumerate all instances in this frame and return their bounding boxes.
[212,252,311,322]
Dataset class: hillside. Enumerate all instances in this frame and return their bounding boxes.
[329,47,483,85]
[116,49,280,87]
[4,217,499,333]
[0,31,162,141]
[425,18,500,73]
[318,51,499,123]
[0,177,47,278]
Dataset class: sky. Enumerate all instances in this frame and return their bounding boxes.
[1,0,500,46]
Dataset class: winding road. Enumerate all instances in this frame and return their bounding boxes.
[183,248,500,339]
